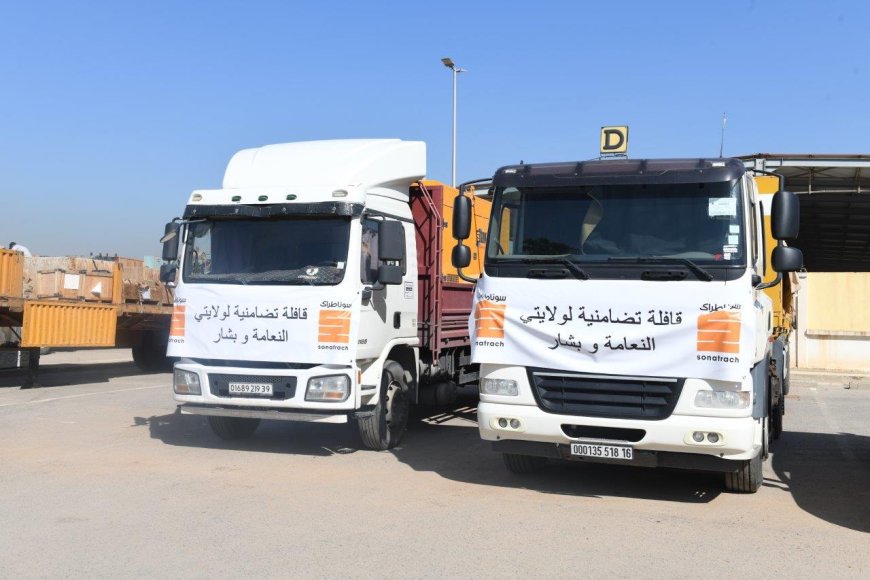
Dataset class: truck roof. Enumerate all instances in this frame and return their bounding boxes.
[188,139,426,207]
[492,157,745,188]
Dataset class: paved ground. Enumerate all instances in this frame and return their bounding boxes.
[0,349,868,578]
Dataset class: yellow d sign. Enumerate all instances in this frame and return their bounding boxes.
[600,126,628,155]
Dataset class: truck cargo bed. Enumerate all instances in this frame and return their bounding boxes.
[410,181,490,357]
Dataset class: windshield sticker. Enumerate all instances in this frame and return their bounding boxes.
[728,234,739,245]
[709,197,737,217]
[723,245,738,254]
[729,225,740,234]
[723,252,732,261]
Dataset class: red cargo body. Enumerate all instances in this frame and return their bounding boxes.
[410,183,477,359]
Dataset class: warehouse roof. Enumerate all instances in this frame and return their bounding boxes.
[740,154,870,272]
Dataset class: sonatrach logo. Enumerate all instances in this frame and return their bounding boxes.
[170,305,186,338]
[475,300,506,341]
[318,309,351,349]
[696,311,741,358]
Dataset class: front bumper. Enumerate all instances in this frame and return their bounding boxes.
[173,361,359,419]
[179,403,348,423]
[479,401,762,463]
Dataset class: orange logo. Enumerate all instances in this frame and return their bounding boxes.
[697,311,741,353]
[475,300,506,339]
[170,305,186,337]
[318,309,351,343]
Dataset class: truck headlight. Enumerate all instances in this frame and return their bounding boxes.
[694,390,750,409]
[174,369,201,395]
[306,375,350,402]
[480,378,518,396]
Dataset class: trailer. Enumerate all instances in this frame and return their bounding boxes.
[0,251,173,387]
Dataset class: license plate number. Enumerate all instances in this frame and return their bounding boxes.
[228,382,273,396]
[570,443,633,461]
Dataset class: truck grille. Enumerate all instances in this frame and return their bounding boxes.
[208,374,297,401]
[528,369,684,420]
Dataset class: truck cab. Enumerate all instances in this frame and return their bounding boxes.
[160,140,483,450]
[452,157,802,492]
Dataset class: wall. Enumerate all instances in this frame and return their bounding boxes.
[795,272,870,371]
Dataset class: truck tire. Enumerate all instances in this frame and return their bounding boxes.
[207,416,260,440]
[503,453,546,474]
[132,331,173,372]
[723,452,763,493]
[358,360,410,451]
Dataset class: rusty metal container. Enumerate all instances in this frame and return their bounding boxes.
[20,302,117,347]
[0,249,24,298]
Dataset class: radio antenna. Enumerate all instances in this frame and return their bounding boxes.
[719,112,727,158]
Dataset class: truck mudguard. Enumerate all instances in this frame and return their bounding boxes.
[751,355,770,420]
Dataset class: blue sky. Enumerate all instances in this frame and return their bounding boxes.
[1,0,866,257]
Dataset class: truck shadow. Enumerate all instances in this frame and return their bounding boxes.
[394,405,724,504]
[767,431,870,533]
[136,407,363,457]
[137,398,870,517]
[0,362,154,389]
[139,398,723,503]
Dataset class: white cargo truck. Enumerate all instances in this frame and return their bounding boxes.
[451,157,802,492]
[160,140,486,450]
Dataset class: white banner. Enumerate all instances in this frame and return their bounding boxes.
[167,284,358,364]
[470,277,755,382]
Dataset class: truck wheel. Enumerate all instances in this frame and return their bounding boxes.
[132,331,173,372]
[207,416,260,440]
[503,453,546,474]
[723,452,763,493]
[358,361,410,451]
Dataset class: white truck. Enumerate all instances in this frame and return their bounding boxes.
[160,140,487,449]
[451,157,802,492]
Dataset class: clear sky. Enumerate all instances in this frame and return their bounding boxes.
[1,0,866,258]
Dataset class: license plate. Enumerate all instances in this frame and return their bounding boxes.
[228,382,273,396]
[570,442,633,461]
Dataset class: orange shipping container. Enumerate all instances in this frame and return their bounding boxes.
[0,249,24,298]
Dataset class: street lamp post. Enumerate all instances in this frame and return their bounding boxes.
[441,57,466,188]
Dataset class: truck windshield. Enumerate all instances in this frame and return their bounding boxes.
[182,217,350,285]
[487,180,744,265]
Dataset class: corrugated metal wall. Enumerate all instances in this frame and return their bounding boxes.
[0,249,24,298]
[21,302,117,347]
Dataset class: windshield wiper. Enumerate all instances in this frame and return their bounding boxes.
[608,257,713,281]
[513,256,590,280]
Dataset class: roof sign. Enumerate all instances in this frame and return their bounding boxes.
[600,126,629,155]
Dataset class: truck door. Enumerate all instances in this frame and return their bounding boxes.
[357,217,415,360]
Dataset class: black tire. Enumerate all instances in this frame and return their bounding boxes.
[358,361,410,451]
[724,452,763,493]
[132,331,173,372]
[207,416,260,440]
[503,453,546,474]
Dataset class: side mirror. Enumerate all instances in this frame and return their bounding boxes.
[772,246,803,272]
[772,191,800,241]
[378,221,405,261]
[377,264,402,285]
[452,244,471,269]
[452,195,472,240]
[159,262,178,284]
[161,222,180,262]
